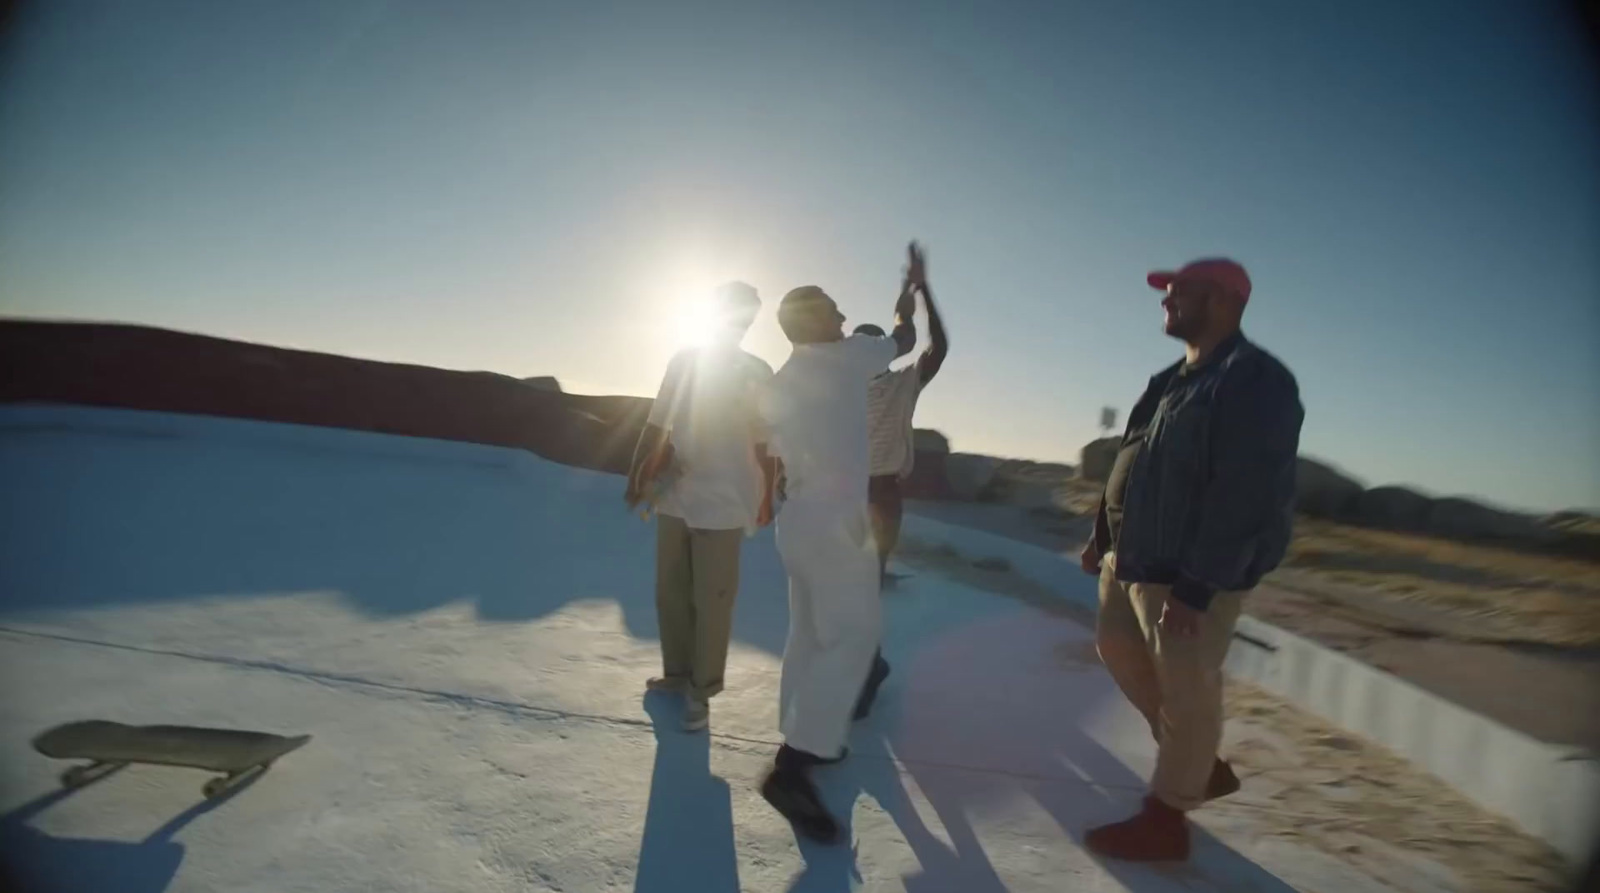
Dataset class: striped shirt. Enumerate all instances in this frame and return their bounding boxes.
[866,365,923,478]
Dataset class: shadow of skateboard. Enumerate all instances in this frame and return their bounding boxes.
[33,720,311,799]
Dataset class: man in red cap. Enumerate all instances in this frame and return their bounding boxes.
[1079,258,1304,862]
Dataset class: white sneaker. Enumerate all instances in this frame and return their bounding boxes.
[682,698,710,732]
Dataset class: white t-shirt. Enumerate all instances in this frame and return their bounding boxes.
[761,334,900,509]
[648,344,774,531]
[866,364,923,478]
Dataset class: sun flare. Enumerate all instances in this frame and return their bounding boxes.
[674,291,721,348]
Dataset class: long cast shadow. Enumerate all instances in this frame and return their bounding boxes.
[0,409,794,656]
[795,602,1301,893]
[633,693,740,893]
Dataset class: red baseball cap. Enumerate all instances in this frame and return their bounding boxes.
[1147,258,1252,302]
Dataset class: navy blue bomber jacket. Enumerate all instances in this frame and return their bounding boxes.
[1093,332,1305,611]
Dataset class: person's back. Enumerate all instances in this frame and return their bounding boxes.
[764,335,889,511]
[864,367,921,478]
[624,281,776,734]
[655,343,773,532]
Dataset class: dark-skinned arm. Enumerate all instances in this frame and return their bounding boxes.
[915,282,948,385]
[890,273,918,359]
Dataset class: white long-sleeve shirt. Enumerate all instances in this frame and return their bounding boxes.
[761,334,899,509]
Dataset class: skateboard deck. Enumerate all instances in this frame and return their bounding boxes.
[34,720,311,798]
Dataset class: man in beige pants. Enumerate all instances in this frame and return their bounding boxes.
[1080,258,1303,862]
[626,282,777,732]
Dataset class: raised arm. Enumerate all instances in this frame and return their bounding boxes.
[889,242,923,358]
[915,279,948,385]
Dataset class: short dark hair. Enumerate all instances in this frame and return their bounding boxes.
[778,286,832,342]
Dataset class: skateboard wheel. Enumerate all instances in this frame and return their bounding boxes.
[60,767,89,788]
[203,777,228,798]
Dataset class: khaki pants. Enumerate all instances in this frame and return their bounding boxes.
[656,515,744,702]
[867,475,904,576]
[1096,552,1245,811]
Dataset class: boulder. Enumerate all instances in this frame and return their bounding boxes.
[983,460,1077,511]
[1077,437,1121,483]
[1353,486,1435,532]
[1545,510,1600,532]
[913,428,951,454]
[1295,457,1364,519]
[524,376,562,392]
[1426,497,1560,545]
[945,452,1001,501]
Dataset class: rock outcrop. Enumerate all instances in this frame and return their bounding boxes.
[1078,437,1121,482]
[1426,497,1561,545]
[1296,457,1364,520]
[945,453,1002,501]
[0,320,649,476]
[913,428,951,454]
[3,319,1590,560]
[1353,486,1436,532]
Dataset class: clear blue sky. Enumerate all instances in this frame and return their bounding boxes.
[2,0,1596,513]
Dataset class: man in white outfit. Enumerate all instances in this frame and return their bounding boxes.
[756,248,920,843]
[625,282,777,732]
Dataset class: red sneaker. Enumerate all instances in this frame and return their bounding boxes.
[1084,797,1190,862]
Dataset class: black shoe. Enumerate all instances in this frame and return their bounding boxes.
[761,768,840,844]
[777,743,846,767]
[853,653,892,720]
[814,747,850,765]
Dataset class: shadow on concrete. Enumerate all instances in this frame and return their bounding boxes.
[0,768,262,893]
[801,606,1299,893]
[0,408,794,657]
[633,693,741,893]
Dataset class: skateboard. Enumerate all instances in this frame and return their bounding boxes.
[33,720,311,798]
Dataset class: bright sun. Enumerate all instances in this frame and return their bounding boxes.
[644,244,754,350]
[670,275,738,349]
[674,293,720,348]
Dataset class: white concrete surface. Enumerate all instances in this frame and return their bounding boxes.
[0,404,1492,891]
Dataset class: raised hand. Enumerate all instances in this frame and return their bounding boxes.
[906,241,927,290]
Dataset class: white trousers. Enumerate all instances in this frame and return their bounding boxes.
[775,500,883,759]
